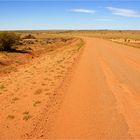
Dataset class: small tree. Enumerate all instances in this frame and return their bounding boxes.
[0,32,20,51]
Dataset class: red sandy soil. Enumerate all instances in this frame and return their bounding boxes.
[0,37,140,139]
[0,39,81,139]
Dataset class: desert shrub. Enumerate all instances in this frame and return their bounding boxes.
[0,32,20,51]
[22,34,36,39]
[43,37,72,44]
[22,40,35,45]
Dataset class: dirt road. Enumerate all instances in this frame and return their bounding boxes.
[0,37,140,139]
[48,37,140,139]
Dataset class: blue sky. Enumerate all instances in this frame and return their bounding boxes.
[0,1,140,30]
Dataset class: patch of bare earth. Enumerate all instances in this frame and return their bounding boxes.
[0,37,83,139]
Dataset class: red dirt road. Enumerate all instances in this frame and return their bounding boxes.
[1,37,140,139]
[48,37,140,139]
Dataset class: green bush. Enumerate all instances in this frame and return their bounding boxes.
[0,32,20,51]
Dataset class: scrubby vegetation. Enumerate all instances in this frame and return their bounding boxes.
[22,34,36,39]
[0,32,81,75]
[59,30,140,48]
[0,32,20,51]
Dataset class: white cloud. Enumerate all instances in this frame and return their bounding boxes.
[69,9,96,13]
[107,7,140,17]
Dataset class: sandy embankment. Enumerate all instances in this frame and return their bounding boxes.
[0,38,83,139]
